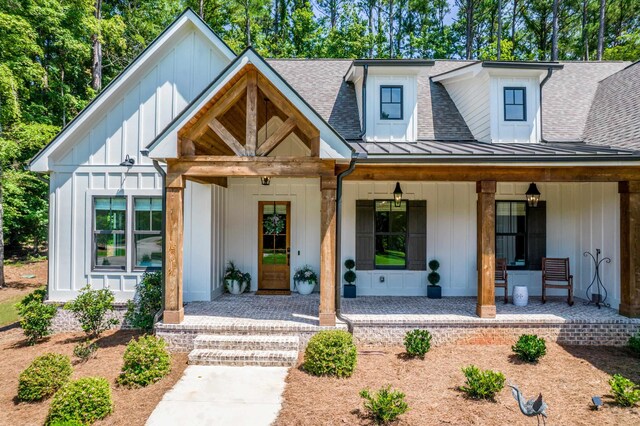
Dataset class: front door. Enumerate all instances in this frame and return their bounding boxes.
[258,201,291,294]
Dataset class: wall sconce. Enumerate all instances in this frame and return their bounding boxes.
[393,182,403,207]
[119,154,135,167]
[525,182,541,207]
[261,176,271,186]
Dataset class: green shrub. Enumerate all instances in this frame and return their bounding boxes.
[117,335,171,388]
[73,340,98,362]
[303,330,357,378]
[17,353,72,402]
[459,365,505,400]
[124,271,162,331]
[46,377,112,425]
[64,285,119,338]
[16,298,57,345]
[18,287,47,307]
[512,334,547,362]
[628,333,640,355]
[360,385,409,425]
[403,329,432,358]
[609,374,640,407]
[48,421,84,426]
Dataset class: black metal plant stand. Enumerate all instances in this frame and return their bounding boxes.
[583,249,611,308]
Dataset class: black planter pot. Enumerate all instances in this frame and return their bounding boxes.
[344,284,357,298]
[591,293,603,304]
[427,285,442,299]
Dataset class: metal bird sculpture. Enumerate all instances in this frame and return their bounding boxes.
[508,382,548,425]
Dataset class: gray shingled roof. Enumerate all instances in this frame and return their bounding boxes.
[583,62,640,150]
[542,61,629,142]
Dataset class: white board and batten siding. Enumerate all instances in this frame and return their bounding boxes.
[47,22,232,301]
[364,73,418,142]
[490,77,540,143]
[340,181,621,308]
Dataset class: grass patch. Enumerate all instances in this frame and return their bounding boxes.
[0,294,25,326]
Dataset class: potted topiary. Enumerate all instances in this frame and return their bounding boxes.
[427,259,441,299]
[224,261,251,294]
[343,259,357,298]
[293,265,318,295]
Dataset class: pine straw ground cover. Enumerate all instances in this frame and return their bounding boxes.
[276,343,640,425]
[0,328,187,426]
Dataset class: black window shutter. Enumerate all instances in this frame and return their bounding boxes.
[527,201,546,270]
[407,200,427,271]
[355,200,375,270]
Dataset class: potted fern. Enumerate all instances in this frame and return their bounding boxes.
[293,265,317,295]
[343,259,357,298]
[427,259,441,299]
[224,261,251,294]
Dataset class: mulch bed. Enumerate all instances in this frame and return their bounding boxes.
[0,328,188,426]
[276,344,640,425]
[0,260,48,304]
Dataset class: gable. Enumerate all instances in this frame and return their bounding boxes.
[30,9,235,172]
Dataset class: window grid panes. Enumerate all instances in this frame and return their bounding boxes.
[496,201,527,268]
[94,197,126,270]
[133,197,162,269]
[374,200,407,269]
[504,87,526,121]
[380,86,403,120]
[261,203,288,265]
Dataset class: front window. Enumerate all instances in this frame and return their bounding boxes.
[504,87,526,121]
[380,86,403,120]
[496,201,527,267]
[94,197,127,270]
[375,200,407,268]
[134,197,162,269]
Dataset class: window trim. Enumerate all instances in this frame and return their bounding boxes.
[92,196,127,272]
[379,85,404,121]
[132,196,162,272]
[503,87,527,122]
[495,200,528,270]
[374,199,408,270]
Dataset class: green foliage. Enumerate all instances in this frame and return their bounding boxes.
[17,353,72,402]
[459,365,505,400]
[73,340,98,362]
[64,285,119,338]
[48,420,84,426]
[344,259,356,284]
[16,293,57,345]
[604,30,640,61]
[303,330,357,378]
[403,329,432,358]
[609,374,640,407]
[117,335,171,388]
[359,385,409,425]
[293,265,318,284]
[428,260,440,271]
[427,259,440,286]
[46,377,113,425]
[512,334,547,362]
[628,333,640,355]
[125,271,162,331]
[344,259,356,270]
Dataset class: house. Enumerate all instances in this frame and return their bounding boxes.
[30,9,640,329]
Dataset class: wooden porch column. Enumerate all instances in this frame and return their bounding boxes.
[164,173,185,324]
[319,176,337,326]
[476,181,496,318]
[619,181,640,317]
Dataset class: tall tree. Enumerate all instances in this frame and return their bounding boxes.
[92,0,103,92]
[597,0,606,59]
[582,0,589,60]
[497,0,503,59]
[551,0,559,60]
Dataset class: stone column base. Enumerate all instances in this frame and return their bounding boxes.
[476,304,496,318]
[319,312,336,326]
[163,308,184,324]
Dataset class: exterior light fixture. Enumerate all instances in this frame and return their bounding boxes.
[261,176,271,186]
[525,182,541,207]
[119,154,135,167]
[393,182,403,207]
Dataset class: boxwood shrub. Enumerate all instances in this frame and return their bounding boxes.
[17,353,72,402]
[459,365,505,400]
[46,377,112,425]
[16,288,57,345]
[609,374,640,407]
[303,330,357,378]
[360,385,409,424]
[403,329,432,358]
[512,334,547,362]
[117,335,171,388]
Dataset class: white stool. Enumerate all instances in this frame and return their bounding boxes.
[513,285,529,307]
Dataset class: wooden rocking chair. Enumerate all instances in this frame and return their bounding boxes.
[495,258,509,304]
[542,257,574,306]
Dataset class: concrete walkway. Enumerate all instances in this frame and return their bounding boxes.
[146,365,289,426]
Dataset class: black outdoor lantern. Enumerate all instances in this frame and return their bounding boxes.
[261,176,271,186]
[393,182,403,207]
[525,182,541,207]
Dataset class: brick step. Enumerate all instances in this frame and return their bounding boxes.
[193,334,299,351]
[188,348,299,367]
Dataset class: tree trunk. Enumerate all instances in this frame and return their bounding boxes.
[466,0,474,59]
[511,0,517,50]
[368,1,374,58]
[582,0,589,60]
[0,166,4,289]
[91,0,103,92]
[245,0,251,46]
[199,0,204,18]
[597,0,605,60]
[389,0,394,58]
[551,0,559,60]
[497,0,502,60]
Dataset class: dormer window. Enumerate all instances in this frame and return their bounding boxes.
[504,87,526,121]
[380,86,403,120]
